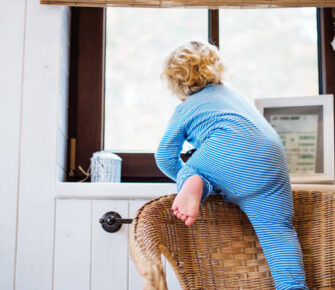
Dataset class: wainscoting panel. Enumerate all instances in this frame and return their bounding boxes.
[54,199,92,290]
[91,199,129,290]
[53,197,183,289]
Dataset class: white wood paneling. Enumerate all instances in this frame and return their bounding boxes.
[57,91,69,144]
[129,200,151,290]
[0,1,26,289]
[57,7,70,181]
[53,199,92,290]
[57,165,67,183]
[14,1,63,289]
[57,128,67,171]
[91,200,129,290]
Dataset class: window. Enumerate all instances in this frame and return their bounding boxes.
[67,7,335,182]
[104,8,208,153]
[105,7,319,153]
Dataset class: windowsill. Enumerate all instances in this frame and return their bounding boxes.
[56,181,177,199]
[55,181,335,200]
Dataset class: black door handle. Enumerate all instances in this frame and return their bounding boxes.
[99,211,133,233]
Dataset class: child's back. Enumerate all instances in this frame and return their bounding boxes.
[177,83,281,149]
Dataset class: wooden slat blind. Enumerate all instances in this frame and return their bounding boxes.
[40,0,335,8]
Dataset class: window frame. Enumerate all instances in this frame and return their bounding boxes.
[66,7,335,182]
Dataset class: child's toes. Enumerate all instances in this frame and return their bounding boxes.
[177,211,183,219]
[173,209,178,216]
[180,214,187,221]
[172,203,178,211]
[185,216,196,226]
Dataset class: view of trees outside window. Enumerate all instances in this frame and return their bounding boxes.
[104,8,318,152]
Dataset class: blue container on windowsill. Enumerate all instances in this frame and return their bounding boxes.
[90,150,122,183]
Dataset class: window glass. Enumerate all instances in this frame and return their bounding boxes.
[104,8,319,153]
[219,8,318,101]
[104,8,207,152]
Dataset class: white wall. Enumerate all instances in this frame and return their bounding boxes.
[0,4,175,289]
[0,1,69,289]
[57,7,71,182]
[0,3,178,289]
[0,1,26,289]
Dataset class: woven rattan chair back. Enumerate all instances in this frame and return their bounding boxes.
[129,190,335,290]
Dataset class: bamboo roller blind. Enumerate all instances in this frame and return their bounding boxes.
[40,0,335,8]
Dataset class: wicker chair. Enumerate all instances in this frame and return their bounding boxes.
[129,190,335,290]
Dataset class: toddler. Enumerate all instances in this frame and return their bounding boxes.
[154,40,308,289]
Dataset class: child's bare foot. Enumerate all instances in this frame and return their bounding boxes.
[172,175,203,226]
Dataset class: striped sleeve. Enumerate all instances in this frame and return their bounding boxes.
[154,106,186,182]
[154,106,214,203]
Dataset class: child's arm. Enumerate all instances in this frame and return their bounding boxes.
[154,106,185,181]
[155,106,214,202]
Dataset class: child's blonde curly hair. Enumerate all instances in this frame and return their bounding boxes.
[161,40,225,99]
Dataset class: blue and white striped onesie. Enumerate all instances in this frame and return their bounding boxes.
[154,83,308,290]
